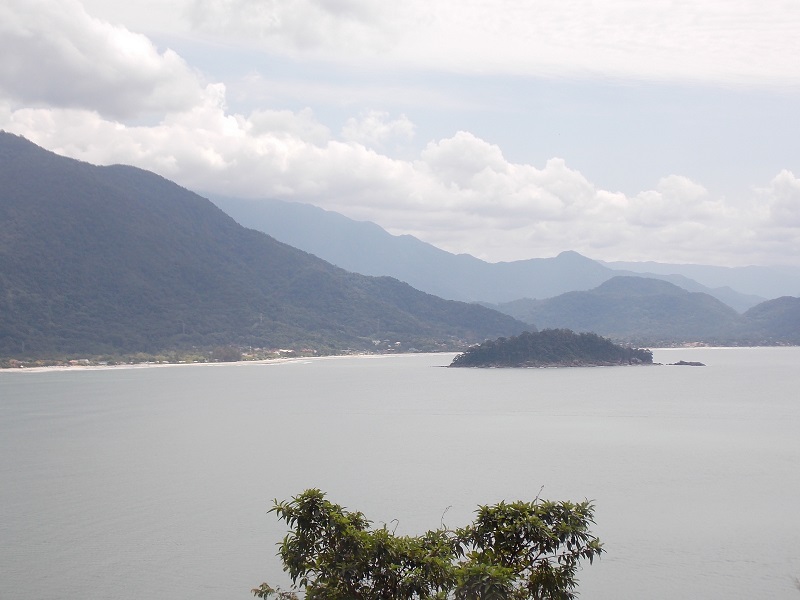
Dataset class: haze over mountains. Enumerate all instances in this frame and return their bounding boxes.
[212,196,796,311]
[0,132,525,358]
[490,276,800,346]
[211,196,800,346]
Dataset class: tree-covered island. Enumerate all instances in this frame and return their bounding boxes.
[450,329,653,368]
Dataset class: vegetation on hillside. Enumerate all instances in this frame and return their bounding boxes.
[492,276,800,347]
[3,133,798,360]
[0,132,525,360]
[740,296,800,344]
[253,488,603,600]
[450,329,653,368]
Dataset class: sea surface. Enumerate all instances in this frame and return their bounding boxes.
[1,347,799,599]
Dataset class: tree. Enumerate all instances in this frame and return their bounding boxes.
[253,489,603,600]
[210,346,242,362]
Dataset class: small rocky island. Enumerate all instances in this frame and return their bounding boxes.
[668,360,706,366]
[449,329,653,368]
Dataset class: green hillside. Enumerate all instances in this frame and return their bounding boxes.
[0,133,526,358]
[741,296,800,344]
[494,277,745,345]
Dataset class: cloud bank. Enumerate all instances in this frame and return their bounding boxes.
[2,0,799,267]
[0,0,206,118]
[187,0,800,86]
[4,93,798,267]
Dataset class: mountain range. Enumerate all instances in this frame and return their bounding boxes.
[211,196,792,312]
[0,132,525,358]
[3,131,799,359]
[487,276,800,346]
[210,196,800,346]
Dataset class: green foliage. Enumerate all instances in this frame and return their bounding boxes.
[254,489,603,600]
[741,296,800,344]
[450,329,653,368]
[210,346,242,362]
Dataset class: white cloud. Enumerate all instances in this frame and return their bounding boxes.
[188,0,392,54]
[341,111,415,148]
[629,175,730,228]
[186,0,800,86]
[2,0,798,272]
[5,87,799,267]
[761,170,800,227]
[420,132,508,187]
[249,108,331,144]
[78,0,193,37]
[0,0,206,118]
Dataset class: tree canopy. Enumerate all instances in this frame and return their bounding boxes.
[254,488,603,600]
[449,329,653,368]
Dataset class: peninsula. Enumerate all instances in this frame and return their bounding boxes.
[449,329,653,368]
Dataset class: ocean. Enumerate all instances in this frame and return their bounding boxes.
[1,347,798,599]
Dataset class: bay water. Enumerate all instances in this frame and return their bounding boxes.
[1,348,799,599]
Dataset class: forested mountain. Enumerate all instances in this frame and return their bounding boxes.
[740,296,800,344]
[489,277,754,346]
[212,196,764,311]
[0,132,526,358]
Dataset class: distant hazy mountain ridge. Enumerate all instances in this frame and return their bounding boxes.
[488,276,800,346]
[211,196,778,311]
[210,196,800,346]
[601,260,800,300]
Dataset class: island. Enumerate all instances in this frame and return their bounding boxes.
[449,329,653,368]
[668,360,706,366]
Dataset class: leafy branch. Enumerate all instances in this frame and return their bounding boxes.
[254,488,603,600]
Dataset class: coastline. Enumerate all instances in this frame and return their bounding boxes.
[1,346,789,374]
[0,351,452,374]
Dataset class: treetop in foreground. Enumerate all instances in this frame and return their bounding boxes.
[254,488,603,600]
[449,329,653,368]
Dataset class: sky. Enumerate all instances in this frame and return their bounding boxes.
[2,0,800,267]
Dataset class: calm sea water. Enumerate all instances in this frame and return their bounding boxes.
[1,348,799,599]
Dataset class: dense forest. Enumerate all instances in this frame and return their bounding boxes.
[450,329,653,368]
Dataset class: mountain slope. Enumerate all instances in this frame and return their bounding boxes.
[211,196,762,310]
[741,297,800,344]
[603,259,799,300]
[0,133,526,357]
[211,197,624,301]
[491,276,744,345]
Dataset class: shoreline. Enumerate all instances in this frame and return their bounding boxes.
[1,345,792,374]
[0,351,454,374]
